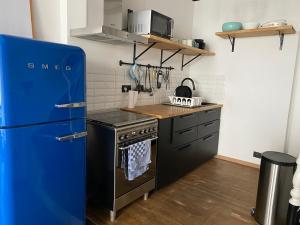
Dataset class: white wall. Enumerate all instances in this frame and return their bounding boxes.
[31,0,63,43]
[286,37,300,158]
[191,0,300,163]
[0,0,32,38]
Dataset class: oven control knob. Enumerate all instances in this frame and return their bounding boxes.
[140,130,145,134]
[125,134,130,139]
[131,131,136,136]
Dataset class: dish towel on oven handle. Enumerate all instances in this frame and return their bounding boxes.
[121,139,152,181]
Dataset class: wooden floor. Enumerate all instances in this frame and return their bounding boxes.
[87,159,259,225]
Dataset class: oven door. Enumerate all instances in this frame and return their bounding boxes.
[115,136,157,198]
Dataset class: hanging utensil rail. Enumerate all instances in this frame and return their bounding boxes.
[119,60,174,70]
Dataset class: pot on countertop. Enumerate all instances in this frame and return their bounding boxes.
[175,78,196,98]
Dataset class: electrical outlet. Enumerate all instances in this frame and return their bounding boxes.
[122,85,131,93]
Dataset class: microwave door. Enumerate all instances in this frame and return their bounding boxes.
[151,11,171,39]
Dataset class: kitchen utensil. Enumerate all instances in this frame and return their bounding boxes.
[128,90,139,108]
[222,22,243,32]
[152,68,157,89]
[242,22,260,30]
[175,78,196,98]
[129,64,142,92]
[157,69,163,89]
[129,64,139,81]
[164,68,170,90]
[144,66,154,96]
[135,66,144,93]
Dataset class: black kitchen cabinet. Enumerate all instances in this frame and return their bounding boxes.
[172,126,198,147]
[156,108,221,189]
[173,113,198,131]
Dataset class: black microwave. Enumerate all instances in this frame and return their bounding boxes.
[128,10,174,39]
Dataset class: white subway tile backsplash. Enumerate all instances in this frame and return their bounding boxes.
[86,67,187,111]
[190,74,226,103]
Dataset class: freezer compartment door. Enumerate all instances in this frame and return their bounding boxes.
[0,119,86,225]
[0,35,86,127]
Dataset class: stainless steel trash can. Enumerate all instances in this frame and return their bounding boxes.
[254,151,296,225]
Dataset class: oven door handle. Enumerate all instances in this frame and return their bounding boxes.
[118,136,158,150]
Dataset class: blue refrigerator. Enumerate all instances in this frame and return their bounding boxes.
[0,35,87,225]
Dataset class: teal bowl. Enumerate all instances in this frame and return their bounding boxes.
[222,22,242,32]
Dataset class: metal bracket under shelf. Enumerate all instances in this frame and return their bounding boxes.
[181,54,202,70]
[120,41,175,70]
[133,42,157,63]
[228,35,236,52]
[160,49,182,67]
[279,31,285,51]
[227,32,285,52]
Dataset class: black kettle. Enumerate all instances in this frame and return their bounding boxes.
[175,78,196,98]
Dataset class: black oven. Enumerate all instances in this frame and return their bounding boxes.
[87,118,158,222]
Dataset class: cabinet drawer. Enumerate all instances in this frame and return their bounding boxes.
[175,143,195,176]
[196,132,219,163]
[198,108,221,124]
[173,126,198,147]
[156,142,193,189]
[198,120,220,138]
[173,113,198,131]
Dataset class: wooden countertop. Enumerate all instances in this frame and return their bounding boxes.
[121,104,223,119]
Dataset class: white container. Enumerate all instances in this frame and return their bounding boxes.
[242,22,260,30]
[168,96,203,108]
[128,91,138,108]
[181,39,193,46]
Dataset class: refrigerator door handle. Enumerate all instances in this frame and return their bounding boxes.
[55,102,86,109]
[56,131,88,142]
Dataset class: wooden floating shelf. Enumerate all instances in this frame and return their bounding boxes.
[215,25,296,39]
[215,25,296,52]
[143,35,215,56]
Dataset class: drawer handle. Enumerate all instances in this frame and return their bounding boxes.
[202,134,214,141]
[204,121,215,127]
[179,128,193,135]
[177,144,191,151]
[179,114,194,119]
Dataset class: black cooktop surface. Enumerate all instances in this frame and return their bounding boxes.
[87,110,155,127]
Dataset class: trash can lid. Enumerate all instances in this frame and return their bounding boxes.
[262,151,296,167]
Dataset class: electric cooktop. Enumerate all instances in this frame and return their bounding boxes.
[87,109,156,127]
